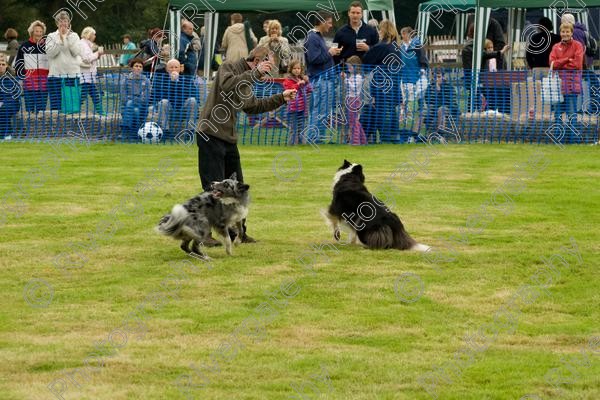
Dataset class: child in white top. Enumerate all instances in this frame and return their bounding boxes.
[344,56,366,145]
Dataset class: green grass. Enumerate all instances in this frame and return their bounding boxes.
[1,142,599,400]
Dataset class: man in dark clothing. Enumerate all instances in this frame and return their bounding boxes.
[486,18,505,50]
[466,15,506,68]
[526,17,561,69]
[332,1,379,63]
[179,20,198,75]
[304,12,340,78]
[196,46,297,243]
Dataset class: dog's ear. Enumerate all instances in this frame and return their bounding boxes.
[229,172,237,180]
[352,164,365,182]
[342,159,351,169]
[238,183,250,192]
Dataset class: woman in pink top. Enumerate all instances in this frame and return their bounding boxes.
[79,26,105,114]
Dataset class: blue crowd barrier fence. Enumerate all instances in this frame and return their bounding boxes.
[0,65,599,144]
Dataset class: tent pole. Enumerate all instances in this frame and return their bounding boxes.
[170,9,181,61]
[471,7,490,112]
[581,8,589,30]
[507,8,514,70]
[213,12,219,66]
[455,13,461,44]
[203,11,212,80]
[169,10,175,61]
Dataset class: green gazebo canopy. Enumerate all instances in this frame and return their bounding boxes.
[478,0,599,6]
[419,0,476,12]
[169,0,394,11]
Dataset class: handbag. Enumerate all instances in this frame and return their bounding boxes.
[541,63,563,105]
[61,78,81,114]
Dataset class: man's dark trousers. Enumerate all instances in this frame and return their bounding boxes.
[197,133,250,241]
[197,133,244,191]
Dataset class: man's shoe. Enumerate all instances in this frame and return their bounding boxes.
[203,236,222,247]
[241,234,257,243]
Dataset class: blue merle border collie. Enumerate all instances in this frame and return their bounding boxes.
[156,173,249,259]
[323,160,429,251]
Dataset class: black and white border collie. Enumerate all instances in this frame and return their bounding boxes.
[323,160,429,251]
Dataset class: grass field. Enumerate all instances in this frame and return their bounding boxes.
[1,142,599,400]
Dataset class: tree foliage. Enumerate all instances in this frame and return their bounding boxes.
[1,0,169,46]
[1,0,427,46]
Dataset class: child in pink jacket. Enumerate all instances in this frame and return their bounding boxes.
[283,60,312,145]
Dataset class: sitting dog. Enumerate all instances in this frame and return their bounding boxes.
[324,160,429,251]
[156,173,249,258]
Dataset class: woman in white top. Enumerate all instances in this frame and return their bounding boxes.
[257,20,291,77]
[45,11,81,110]
[79,26,105,115]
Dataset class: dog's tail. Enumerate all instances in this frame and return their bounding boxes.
[363,226,395,249]
[156,204,188,236]
[391,228,430,252]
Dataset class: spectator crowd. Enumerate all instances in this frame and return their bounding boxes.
[0,4,598,143]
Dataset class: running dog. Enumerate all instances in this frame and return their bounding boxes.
[323,160,429,251]
[157,173,249,258]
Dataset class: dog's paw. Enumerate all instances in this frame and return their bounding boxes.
[334,228,341,241]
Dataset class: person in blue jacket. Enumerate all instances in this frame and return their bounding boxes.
[0,55,21,140]
[399,26,429,85]
[119,34,137,67]
[362,20,404,143]
[120,58,151,139]
[304,11,342,143]
[332,1,379,63]
[399,26,429,128]
[179,20,198,75]
[148,59,199,140]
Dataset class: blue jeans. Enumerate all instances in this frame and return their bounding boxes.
[287,110,306,145]
[24,90,48,113]
[80,82,102,110]
[551,94,581,143]
[121,100,149,139]
[0,102,20,137]
[47,77,62,111]
[374,94,402,143]
[148,98,198,141]
[553,94,578,123]
[307,78,334,143]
